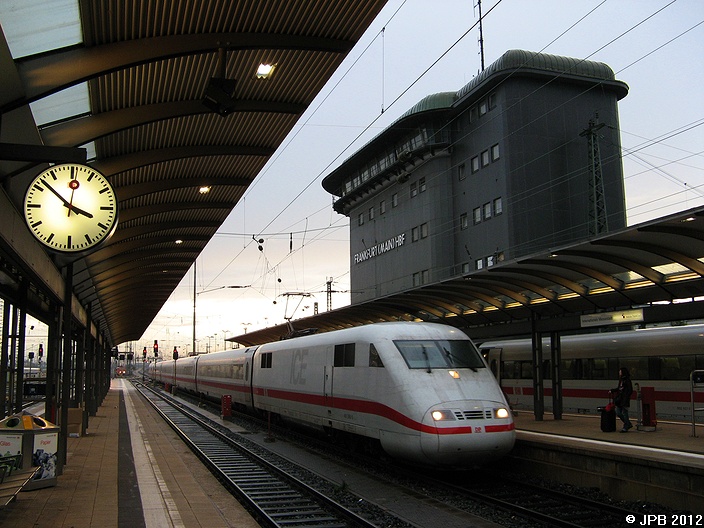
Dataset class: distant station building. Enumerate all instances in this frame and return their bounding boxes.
[322,49,629,304]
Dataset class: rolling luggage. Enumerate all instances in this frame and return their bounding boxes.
[598,401,616,432]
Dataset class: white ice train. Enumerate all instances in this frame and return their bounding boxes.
[479,324,704,421]
[150,322,515,467]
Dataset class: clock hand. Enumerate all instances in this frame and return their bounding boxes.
[67,188,75,217]
[41,179,94,218]
[64,203,94,219]
[41,179,72,208]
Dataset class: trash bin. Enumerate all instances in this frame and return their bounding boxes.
[221,395,232,418]
[0,411,58,489]
[639,386,657,431]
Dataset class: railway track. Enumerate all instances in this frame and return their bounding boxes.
[444,471,643,528]
[131,381,384,528]
[141,381,663,528]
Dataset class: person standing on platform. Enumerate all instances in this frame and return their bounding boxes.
[611,367,634,432]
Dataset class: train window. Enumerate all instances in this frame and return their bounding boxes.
[502,361,516,379]
[618,357,648,381]
[586,358,609,380]
[394,339,485,370]
[520,361,532,379]
[560,359,580,380]
[368,344,384,367]
[334,343,355,367]
[661,355,695,380]
[261,352,272,368]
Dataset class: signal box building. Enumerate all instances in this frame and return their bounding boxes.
[322,49,629,304]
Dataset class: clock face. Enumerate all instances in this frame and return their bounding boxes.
[24,163,118,253]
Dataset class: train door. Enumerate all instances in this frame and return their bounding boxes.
[324,365,334,408]
[244,347,257,411]
[483,347,503,383]
[244,356,252,406]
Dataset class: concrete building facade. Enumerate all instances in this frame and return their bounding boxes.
[322,50,629,304]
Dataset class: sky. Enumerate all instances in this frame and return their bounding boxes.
[122,0,704,355]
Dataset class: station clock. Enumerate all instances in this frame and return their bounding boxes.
[23,163,118,253]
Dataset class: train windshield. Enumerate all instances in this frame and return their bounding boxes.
[394,339,486,370]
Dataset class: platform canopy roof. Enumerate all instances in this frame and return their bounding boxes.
[0,0,388,345]
[230,206,704,346]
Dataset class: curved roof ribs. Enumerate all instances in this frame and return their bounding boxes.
[5,33,355,112]
[40,99,307,147]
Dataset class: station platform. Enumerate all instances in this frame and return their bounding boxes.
[0,379,259,528]
[513,410,704,460]
[507,410,704,511]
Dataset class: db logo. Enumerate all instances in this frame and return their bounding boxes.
[474,426,483,433]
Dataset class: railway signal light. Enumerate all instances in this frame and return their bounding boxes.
[153,340,158,357]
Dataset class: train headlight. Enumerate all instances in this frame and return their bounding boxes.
[431,410,456,421]
[494,407,510,419]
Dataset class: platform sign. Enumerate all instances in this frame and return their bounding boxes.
[580,309,643,328]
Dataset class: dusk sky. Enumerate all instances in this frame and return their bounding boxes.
[127,0,704,354]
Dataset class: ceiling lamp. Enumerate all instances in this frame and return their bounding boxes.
[256,63,276,79]
[199,186,211,194]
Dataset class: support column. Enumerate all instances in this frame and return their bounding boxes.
[550,331,563,420]
[531,314,544,421]
[57,261,74,474]
[0,300,10,418]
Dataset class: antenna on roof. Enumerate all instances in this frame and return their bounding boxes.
[475,0,485,71]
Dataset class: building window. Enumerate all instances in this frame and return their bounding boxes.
[413,269,429,286]
[458,163,466,181]
[475,258,484,270]
[494,197,503,215]
[488,92,497,109]
[487,254,496,267]
[369,206,374,220]
[462,262,470,274]
[479,100,488,116]
[410,181,418,197]
[380,200,386,215]
[412,226,420,242]
[471,156,479,173]
[358,213,364,226]
[491,143,500,161]
[460,213,468,230]
[420,222,428,238]
[470,106,478,122]
[419,177,426,193]
[473,207,482,225]
[483,202,492,220]
[391,193,398,207]
[481,150,490,167]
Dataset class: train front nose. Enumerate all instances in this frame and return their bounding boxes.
[420,401,515,466]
